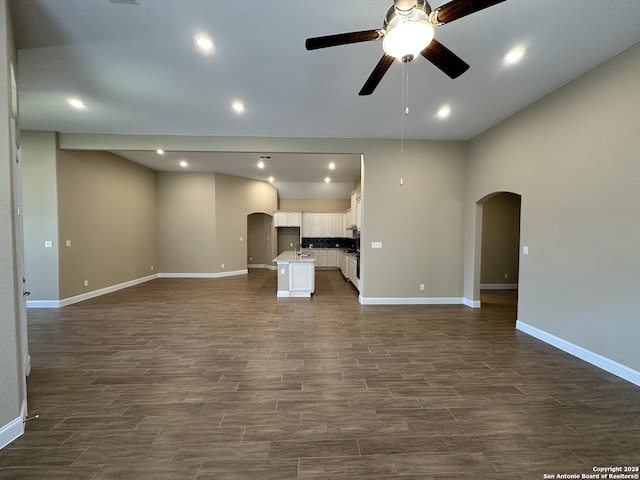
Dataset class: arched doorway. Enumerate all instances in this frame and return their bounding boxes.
[476,192,521,312]
[246,213,276,270]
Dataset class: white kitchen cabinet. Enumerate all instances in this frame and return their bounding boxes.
[346,255,357,285]
[316,249,328,267]
[274,211,301,227]
[321,213,333,237]
[338,250,346,275]
[327,249,338,267]
[332,213,344,238]
[303,212,345,238]
[344,209,353,234]
[302,213,321,236]
[288,211,301,227]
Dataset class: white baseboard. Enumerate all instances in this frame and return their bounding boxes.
[26,271,250,309]
[277,291,312,298]
[159,270,248,278]
[516,321,640,387]
[480,283,518,290]
[26,300,62,308]
[248,264,277,270]
[0,402,26,450]
[27,274,159,308]
[463,298,481,308]
[359,297,465,306]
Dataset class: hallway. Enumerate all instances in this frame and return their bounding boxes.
[2,269,639,479]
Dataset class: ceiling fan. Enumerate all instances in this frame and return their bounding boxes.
[305,0,507,95]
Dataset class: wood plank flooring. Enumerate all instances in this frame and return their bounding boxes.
[2,269,639,479]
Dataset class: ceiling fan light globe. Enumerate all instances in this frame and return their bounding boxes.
[382,20,434,61]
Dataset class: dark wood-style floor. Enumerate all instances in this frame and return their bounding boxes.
[2,269,639,479]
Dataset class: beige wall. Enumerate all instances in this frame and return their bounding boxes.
[480,192,520,285]
[157,172,277,274]
[214,173,278,272]
[22,131,59,299]
[280,198,350,212]
[56,150,157,298]
[465,42,640,370]
[277,227,301,255]
[157,172,216,273]
[0,0,23,438]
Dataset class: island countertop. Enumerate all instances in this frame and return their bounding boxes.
[273,251,316,264]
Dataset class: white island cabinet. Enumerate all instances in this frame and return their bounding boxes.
[274,251,315,297]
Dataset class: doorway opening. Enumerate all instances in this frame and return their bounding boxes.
[246,213,275,270]
[477,192,521,314]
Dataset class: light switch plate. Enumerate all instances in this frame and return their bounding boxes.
[522,246,529,255]
[371,242,383,249]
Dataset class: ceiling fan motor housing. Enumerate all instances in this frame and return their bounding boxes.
[383,0,435,61]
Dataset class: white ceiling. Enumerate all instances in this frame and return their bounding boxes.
[10,0,640,194]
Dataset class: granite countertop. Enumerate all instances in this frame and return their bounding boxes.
[273,251,316,263]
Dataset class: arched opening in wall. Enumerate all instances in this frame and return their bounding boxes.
[246,213,275,270]
[477,192,521,314]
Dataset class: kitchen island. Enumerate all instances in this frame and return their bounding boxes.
[273,251,316,297]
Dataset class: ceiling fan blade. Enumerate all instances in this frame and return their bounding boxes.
[359,54,395,96]
[420,39,469,79]
[305,30,382,50]
[431,0,506,25]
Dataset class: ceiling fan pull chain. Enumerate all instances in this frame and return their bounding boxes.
[401,61,406,151]
[405,60,410,116]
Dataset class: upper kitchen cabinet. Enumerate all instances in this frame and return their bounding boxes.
[274,211,301,227]
[302,212,345,238]
[349,191,362,230]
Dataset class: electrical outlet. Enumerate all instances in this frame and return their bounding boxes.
[221,263,225,269]
[83,280,89,287]
[249,256,253,262]
[504,273,509,279]
[419,284,425,291]
[150,265,154,271]
[65,240,72,247]
[239,236,243,242]
[44,240,53,248]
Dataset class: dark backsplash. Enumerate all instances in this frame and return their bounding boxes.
[302,237,356,249]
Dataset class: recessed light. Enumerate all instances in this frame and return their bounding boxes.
[325,177,331,183]
[504,46,525,66]
[156,149,164,155]
[328,162,336,170]
[257,161,265,169]
[195,35,213,53]
[437,105,451,119]
[179,160,188,168]
[268,176,274,183]
[232,101,245,113]
[68,98,86,109]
